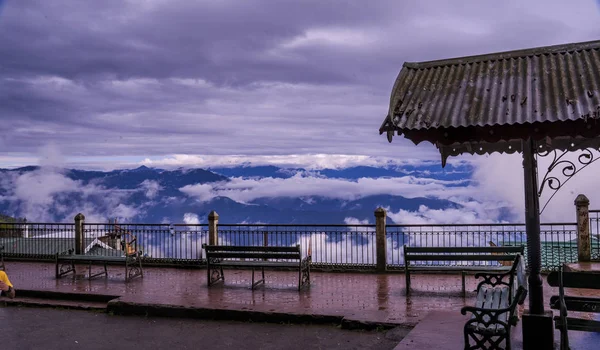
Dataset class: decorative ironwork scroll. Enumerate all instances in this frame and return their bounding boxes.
[537,142,600,215]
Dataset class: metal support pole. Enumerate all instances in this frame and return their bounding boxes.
[522,138,544,314]
[521,138,553,350]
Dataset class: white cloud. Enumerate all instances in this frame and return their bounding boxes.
[386,204,503,225]
[140,179,162,199]
[344,217,370,225]
[180,173,473,204]
[140,154,444,170]
[111,203,139,220]
[183,213,200,225]
[471,151,600,223]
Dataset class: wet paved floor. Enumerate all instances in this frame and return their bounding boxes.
[394,310,600,350]
[0,307,402,350]
[6,261,600,327]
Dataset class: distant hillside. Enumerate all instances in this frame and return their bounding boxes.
[0,214,17,222]
[0,163,495,224]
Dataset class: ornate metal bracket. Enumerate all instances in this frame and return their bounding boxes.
[537,143,600,214]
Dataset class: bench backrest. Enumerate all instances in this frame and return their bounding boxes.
[547,270,600,290]
[548,269,600,314]
[513,254,528,303]
[547,267,600,341]
[202,244,302,260]
[404,245,525,262]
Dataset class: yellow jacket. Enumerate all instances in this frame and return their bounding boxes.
[0,270,13,288]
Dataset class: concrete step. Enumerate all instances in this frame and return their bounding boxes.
[2,296,108,311]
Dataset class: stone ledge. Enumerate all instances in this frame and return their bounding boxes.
[107,299,411,330]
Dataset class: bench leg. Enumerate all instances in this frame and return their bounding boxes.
[55,258,76,279]
[464,326,510,350]
[206,263,211,287]
[88,262,108,280]
[207,262,224,287]
[405,270,411,295]
[251,268,265,290]
[125,255,143,282]
[299,257,311,291]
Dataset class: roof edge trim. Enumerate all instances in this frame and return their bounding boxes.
[403,39,600,69]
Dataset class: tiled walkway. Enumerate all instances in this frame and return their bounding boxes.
[5,261,592,327]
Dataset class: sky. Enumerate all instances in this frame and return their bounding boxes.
[1,0,600,169]
[2,1,600,224]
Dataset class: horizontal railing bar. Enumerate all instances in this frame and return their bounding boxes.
[0,223,75,226]
[405,247,524,253]
[2,222,576,228]
[386,222,576,228]
[84,223,178,226]
[217,224,376,228]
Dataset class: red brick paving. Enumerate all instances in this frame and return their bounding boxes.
[3,261,600,327]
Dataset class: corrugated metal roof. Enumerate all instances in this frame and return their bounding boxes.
[381,40,600,132]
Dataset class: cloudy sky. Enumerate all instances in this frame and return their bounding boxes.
[1,0,599,169]
[2,1,600,224]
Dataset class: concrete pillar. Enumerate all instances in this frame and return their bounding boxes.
[575,194,591,262]
[74,213,85,255]
[208,211,219,245]
[375,207,387,272]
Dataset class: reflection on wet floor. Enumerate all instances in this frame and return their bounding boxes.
[5,261,600,327]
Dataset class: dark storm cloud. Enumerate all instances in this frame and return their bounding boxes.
[1,0,599,166]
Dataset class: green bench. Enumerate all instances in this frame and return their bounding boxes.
[55,248,143,282]
[202,244,311,290]
[547,267,600,350]
[461,254,528,350]
[403,245,525,295]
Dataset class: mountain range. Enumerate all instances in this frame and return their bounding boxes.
[0,162,504,224]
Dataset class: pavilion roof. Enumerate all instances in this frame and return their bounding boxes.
[379,40,600,165]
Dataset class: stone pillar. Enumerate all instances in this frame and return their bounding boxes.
[575,194,591,262]
[74,213,85,254]
[375,207,387,272]
[208,211,219,245]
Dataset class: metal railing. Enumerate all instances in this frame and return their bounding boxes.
[84,223,208,264]
[589,210,600,260]
[0,220,580,271]
[386,222,578,271]
[216,224,377,270]
[0,222,75,259]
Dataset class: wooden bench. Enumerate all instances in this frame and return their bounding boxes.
[547,267,600,350]
[0,245,4,271]
[403,245,525,295]
[55,248,143,282]
[202,244,311,290]
[461,254,527,350]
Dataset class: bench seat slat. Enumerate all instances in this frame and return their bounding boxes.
[207,252,301,260]
[550,296,600,313]
[204,245,300,253]
[57,255,127,262]
[470,286,510,333]
[554,317,600,332]
[547,271,600,289]
[406,254,518,261]
[405,247,523,253]
[211,261,300,268]
[406,266,510,271]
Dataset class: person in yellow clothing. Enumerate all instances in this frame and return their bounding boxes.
[0,270,15,299]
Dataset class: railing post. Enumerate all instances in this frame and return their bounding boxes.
[74,213,85,254]
[575,194,591,262]
[208,211,219,245]
[375,207,387,272]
